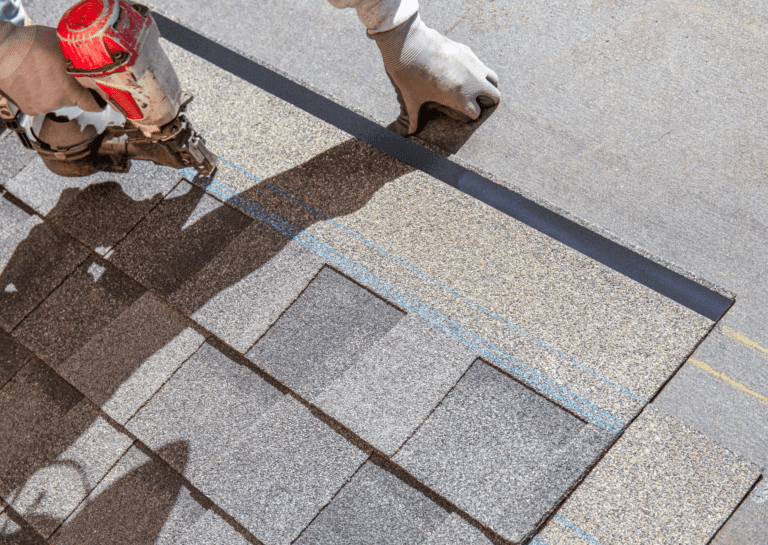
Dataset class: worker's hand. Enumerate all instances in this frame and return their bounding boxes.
[0,24,100,116]
[369,12,500,136]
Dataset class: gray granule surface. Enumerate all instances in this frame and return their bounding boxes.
[0,132,36,186]
[0,329,32,390]
[4,157,180,222]
[55,293,188,409]
[295,461,447,544]
[394,360,612,543]
[423,513,491,545]
[126,342,284,481]
[0,508,48,545]
[0,360,131,537]
[313,313,478,455]
[51,445,192,545]
[189,236,325,352]
[13,254,145,369]
[167,510,251,545]
[538,407,760,545]
[192,395,367,545]
[109,181,253,302]
[246,266,404,400]
[0,195,89,332]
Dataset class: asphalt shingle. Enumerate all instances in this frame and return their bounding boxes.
[246,266,404,400]
[188,235,324,352]
[53,292,203,424]
[4,157,180,252]
[0,329,32,390]
[314,313,478,455]
[423,513,490,545]
[109,180,252,304]
[294,461,446,545]
[0,195,89,332]
[394,360,613,543]
[193,395,367,545]
[50,444,248,545]
[0,360,132,537]
[0,131,36,186]
[126,342,283,481]
[537,407,760,545]
[13,255,145,369]
[0,507,48,545]
[168,510,251,545]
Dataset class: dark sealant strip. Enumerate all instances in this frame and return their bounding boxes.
[154,13,733,322]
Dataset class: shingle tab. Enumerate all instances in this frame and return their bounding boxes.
[189,235,324,352]
[314,313,477,455]
[109,180,252,303]
[537,408,760,545]
[51,445,192,545]
[0,196,88,331]
[295,461,447,545]
[246,266,403,399]
[423,513,491,545]
[193,395,367,545]
[0,360,132,537]
[13,255,145,369]
[56,292,204,423]
[4,158,180,249]
[126,342,283,480]
[394,360,613,543]
[0,329,32,390]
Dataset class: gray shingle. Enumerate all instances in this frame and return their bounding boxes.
[13,255,145,369]
[394,361,613,543]
[0,360,132,537]
[0,196,89,332]
[109,181,252,302]
[193,395,367,545]
[0,508,48,545]
[126,342,283,481]
[56,292,204,423]
[423,514,491,545]
[4,157,180,226]
[0,329,32,390]
[314,314,477,455]
[246,266,404,399]
[0,131,36,186]
[189,236,324,352]
[295,461,447,545]
[51,445,194,545]
[168,510,251,545]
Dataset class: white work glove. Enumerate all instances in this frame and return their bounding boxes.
[0,22,100,116]
[369,12,501,136]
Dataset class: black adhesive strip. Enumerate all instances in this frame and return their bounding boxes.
[154,13,732,322]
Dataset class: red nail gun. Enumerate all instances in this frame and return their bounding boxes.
[2,0,217,177]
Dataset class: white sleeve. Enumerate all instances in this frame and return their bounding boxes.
[326,0,418,33]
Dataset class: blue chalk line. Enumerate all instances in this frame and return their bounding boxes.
[213,158,644,405]
[553,515,602,545]
[183,166,624,432]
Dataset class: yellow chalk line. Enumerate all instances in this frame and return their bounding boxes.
[688,358,768,406]
[722,326,768,358]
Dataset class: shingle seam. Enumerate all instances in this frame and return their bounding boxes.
[186,169,624,433]
[214,158,645,404]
